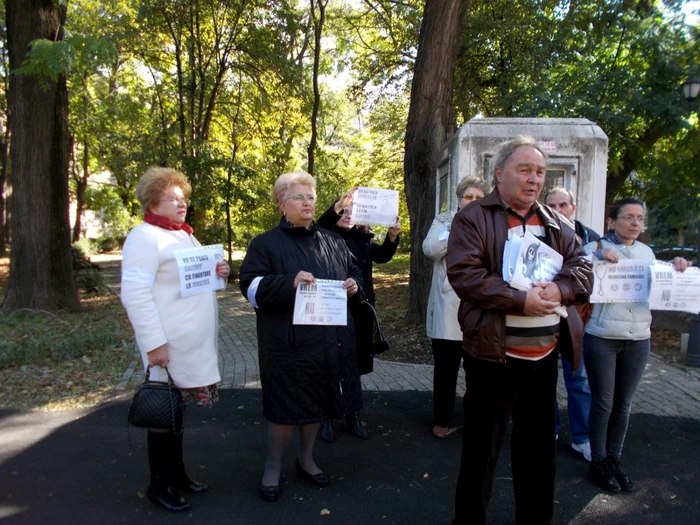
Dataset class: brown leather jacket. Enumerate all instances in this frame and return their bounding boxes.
[445,189,593,369]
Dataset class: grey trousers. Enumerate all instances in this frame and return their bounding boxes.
[582,333,650,462]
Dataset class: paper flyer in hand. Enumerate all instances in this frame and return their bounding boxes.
[351,187,399,227]
[589,259,649,303]
[293,279,348,326]
[648,261,700,313]
[509,232,564,291]
[502,232,567,317]
[173,244,226,297]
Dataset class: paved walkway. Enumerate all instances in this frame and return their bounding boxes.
[100,254,700,421]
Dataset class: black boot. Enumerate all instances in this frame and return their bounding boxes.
[320,419,335,443]
[346,411,369,439]
[607,456,635,492]
[171,430,209,493]
[588,458,621,493]
[147,431,191,512]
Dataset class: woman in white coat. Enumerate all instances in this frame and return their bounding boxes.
[121,167,230,512]
[422,177,490,439]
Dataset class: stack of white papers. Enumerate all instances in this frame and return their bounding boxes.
[502,232,567,317]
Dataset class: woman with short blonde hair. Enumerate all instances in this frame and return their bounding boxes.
[240,171,363,502]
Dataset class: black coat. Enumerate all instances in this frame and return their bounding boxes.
[239,219,364,424]
[318,204,399,373]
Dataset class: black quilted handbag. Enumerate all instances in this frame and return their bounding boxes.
[128,367,183,434]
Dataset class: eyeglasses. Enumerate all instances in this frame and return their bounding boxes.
[158,197,190,206]
[461,194,483,202]
[617,215,645,224]
[158,197,191,206]
[287,194,316,203]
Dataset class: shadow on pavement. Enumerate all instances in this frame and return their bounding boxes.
[0,390,698,524]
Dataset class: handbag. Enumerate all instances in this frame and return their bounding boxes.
[353,292,390,357]
[128,367,183,434]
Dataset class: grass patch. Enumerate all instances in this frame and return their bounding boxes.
[0,257,136,410]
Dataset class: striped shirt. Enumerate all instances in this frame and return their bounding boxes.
[505,208,560,360]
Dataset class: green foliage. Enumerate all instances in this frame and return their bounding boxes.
[56,0,697,257]
[0,312,120,369]
[72,238,99,258]
[453,0,697,200]
[639,119,700,246]
[14,34,116,92]
[13,40,74,91]
[84,185,138,240]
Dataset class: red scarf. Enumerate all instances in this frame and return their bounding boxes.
[144,210,194,235]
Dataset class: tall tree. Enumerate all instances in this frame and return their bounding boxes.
[3,0,78,312]
[307,0,328,175]
[404,0,468,323]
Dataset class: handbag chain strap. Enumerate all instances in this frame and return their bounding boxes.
[163,367,184,436]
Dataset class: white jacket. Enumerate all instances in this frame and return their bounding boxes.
[121,223,221,388]
[584,238,655,341]
[423,211,462,341]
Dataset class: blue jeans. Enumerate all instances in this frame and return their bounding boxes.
[555,357,591,445]
[583,334,650,463]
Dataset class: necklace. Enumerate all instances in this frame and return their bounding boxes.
[594,263,608,296]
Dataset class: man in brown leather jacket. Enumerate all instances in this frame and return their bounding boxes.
[446,137,593,525]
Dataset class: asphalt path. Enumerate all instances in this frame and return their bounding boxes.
[1,390,699,524]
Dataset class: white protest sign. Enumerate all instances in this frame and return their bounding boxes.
[590,259,649,303]
[350,187,399,227]
[649,262,700,314]
[173,244,226,297]
[293,279,348,326]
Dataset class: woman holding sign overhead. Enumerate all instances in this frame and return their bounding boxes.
[239,171,363,502]
[317,187,401,442]
[583,198,691,494]
[121,167,230,512]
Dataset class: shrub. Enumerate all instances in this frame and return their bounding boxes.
[75,268,108,294]
[72,238,98,258]
[98,236,120,253]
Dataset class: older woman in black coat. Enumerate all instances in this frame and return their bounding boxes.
[239,171,363,502]
[317,188,400,441]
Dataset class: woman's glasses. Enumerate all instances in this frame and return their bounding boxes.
[287,194,316,203]
[461,193,483,202]
[617,215,645,224]
[158,197,191,206]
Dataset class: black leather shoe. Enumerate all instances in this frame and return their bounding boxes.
[320,419,335,443]
[295,459,330,488]
[346,411,369,439]
[589,459,621,493]
[607,456,635,492]
[147,483,191,512]
[259,483,280,501]
[173,474,209,494]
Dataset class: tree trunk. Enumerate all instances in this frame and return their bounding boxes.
[2,0,78,312]
[0,126,8,257]
[404,0,469,324]
[307,0,327,176]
